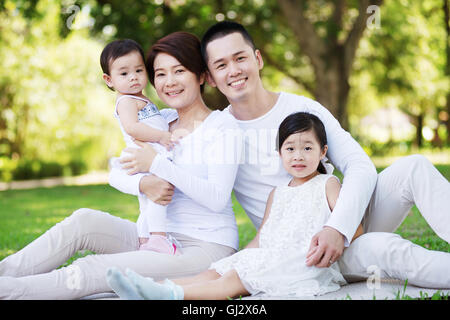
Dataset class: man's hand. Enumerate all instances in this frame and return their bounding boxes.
[139,175,174,206]
[120,140,157,175]
[305,226,345,268]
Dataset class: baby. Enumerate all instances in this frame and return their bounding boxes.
[101,39,178,255]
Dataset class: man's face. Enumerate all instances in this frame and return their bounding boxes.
[205,32,263,104]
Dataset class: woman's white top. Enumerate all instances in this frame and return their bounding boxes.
[149,109,243,250]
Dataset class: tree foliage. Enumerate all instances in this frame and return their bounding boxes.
[353,0,449,148]
[74,0,384,127]
[0,0,448,181]
[0,0,123,181]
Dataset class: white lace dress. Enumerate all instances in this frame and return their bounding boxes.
[210,174,347,297]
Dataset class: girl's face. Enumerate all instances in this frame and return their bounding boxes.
[153,53,204,110]
[104,51,148,95]
[279,129,328,181]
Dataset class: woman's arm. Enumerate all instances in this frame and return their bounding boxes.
[244,188,276,249]
[121,117,242,212]
[109,164,174,205]
[150,124,241,212]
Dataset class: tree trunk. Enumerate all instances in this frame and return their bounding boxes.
[277,0,383,131]
[415,113,424,148]
[314,49,350,130]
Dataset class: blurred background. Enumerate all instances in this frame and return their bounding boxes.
[0,0,449,183]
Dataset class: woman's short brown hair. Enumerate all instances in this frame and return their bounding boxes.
[146,32,207,92]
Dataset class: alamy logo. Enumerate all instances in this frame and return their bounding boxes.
[367,5,381,30]
[366,265,381,290]
[65,265,82,290]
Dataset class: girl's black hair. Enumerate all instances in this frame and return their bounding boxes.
[277,112,328,174]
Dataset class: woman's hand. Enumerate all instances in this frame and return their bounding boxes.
[139,175,174,205]
[120,140,157,175]
[159,131,176,151]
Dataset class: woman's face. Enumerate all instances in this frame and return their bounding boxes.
[153,53,204,110]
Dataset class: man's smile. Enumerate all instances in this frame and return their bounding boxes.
[229,78,247,88]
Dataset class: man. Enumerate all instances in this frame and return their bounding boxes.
[130,21,449,288]
[197,21,450,287]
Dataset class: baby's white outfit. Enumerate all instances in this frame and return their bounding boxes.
[210,174,347,297]
[110,95,172,237]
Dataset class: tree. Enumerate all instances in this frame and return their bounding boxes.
[71,0,382,129]
[444,0,450,144]
[357,0,448,148]
[0,0,123,180]
[3,0,447,157]
[276,0,382,129]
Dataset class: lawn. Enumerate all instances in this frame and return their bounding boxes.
[0,165,449,263]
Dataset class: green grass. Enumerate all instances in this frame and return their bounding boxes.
[0,184,257,261]
[1,165,449,262]
[0,184,139,261]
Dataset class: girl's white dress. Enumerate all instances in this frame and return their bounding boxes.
[210,173,347,297]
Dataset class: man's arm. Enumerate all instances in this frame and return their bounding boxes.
[306,177,342,267]
[308,99,377,244]
[304,99,377,267]
[306,176,363,267]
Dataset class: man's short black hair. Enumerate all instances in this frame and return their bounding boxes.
[200,21,256,64]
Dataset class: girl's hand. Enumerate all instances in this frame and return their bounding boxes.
[120,140,157,175]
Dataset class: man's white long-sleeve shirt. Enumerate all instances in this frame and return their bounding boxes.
[225,92,377,246]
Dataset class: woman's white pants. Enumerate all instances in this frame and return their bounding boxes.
[0,209,235,299]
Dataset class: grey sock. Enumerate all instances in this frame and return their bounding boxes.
[125,268,184,300]
[106,267,143,300]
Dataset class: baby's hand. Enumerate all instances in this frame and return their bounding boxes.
[170,128,187,143]
[159,131,176,150]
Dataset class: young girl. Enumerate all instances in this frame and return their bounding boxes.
[100,39,178,255]
[105,111,364,299]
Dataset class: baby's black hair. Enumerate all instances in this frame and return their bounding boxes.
[100,39,146,91]
[277,112,328,174]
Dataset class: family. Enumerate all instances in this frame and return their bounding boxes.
[0,21,449,300]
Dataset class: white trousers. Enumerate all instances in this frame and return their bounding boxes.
[0,209,236,299]
[338,155,450,288]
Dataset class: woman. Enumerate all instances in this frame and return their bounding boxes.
[0,32,242,300]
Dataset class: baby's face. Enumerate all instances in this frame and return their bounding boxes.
[105,51,148,95]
